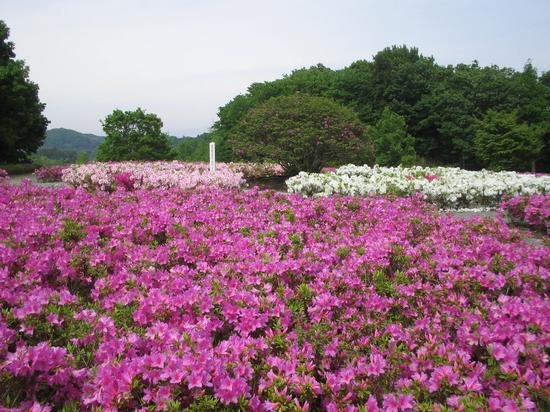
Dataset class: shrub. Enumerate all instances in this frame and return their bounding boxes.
[500,194,550,233]
[0,185,548,410]
[33,165,66,182]
[229,94,373,174]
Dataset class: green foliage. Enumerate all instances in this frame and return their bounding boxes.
[369,45,439,125]
[181,394,220,411]
[373,270,396,296]
[60,401,81,412]
[229,93,372,174]
[0,20,49,162]
[97,108,173,161]
[1,373,27,408]
[60,218,86,244]
[213,45,550,172]
[371,108,416,166]
[174,133,213,161]
[414,76,476,167]
[212,64,340,162]
[474,110,543,171]
[0,162,39,175]
[336,246,352,259]
[288,283,314,316]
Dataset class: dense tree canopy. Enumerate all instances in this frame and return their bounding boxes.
[212,45,550,172]
[229,94,371,174]
[0,20,49,162]
[174,133,213,161]
[97,108,172,161]
[474,110,543,171]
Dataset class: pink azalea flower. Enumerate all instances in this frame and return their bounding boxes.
[366,353,387,376]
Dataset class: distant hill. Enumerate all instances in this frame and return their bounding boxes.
[37,128,105,161]
[37,128,195,162]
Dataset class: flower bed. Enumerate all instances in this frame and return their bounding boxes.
[34,165,67,182]
[500,194,550,234]
[0,183,548,410]
[287,165,550,209]
[62,161,244,191]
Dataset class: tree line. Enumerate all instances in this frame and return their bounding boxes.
[1,16,548,173]
[211,46,549,172]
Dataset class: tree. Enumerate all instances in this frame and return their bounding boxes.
[175,133,212,161]
[96,108,173,161]
[0,20,49,162]
[370,108,416,166]
[369,45,440,126]
[211,64,339,161]
[229,94,372,174]
[414,79,476,167]
[474,110,543,171]
[210,45,550,171]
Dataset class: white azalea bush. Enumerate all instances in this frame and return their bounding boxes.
[286,165,550,208]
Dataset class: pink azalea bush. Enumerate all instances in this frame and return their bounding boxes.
[0,182,549,410]
[62,161,245,191]
[228,163,286,179]
[34,165,67,183]
[501,194,550,234]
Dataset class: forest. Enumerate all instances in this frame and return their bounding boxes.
[191,45,549,172]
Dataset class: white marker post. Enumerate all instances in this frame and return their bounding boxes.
[209,142,216,172]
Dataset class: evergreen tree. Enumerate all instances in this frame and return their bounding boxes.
[370,108,416,166]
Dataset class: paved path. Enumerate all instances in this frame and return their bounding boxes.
[7,173,66,188]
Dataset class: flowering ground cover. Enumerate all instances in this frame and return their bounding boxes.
[0,182,548,411]
[34,166,67,183]
[287,165,550,209]
[501,195,550,234]
[62,161,245,191]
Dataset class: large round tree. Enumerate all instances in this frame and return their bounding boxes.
[0,20,49,162]
[229,93,371,174]
[97,108,173,161]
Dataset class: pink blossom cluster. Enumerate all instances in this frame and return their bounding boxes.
[34,165,67,182]
[62,161,245,191]
[0,182,549,410]
[228,163,286,179]
[501,194,550,233]
[0,168,8,183]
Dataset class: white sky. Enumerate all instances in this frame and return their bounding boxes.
[2,0,549,136]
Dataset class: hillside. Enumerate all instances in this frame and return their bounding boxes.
[36,128,105,162]
[41,128,105,152]
[36,128,190,163]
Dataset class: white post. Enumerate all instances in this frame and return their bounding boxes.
[209,142,216,172]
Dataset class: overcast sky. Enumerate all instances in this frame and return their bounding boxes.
[2,0,550,137]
